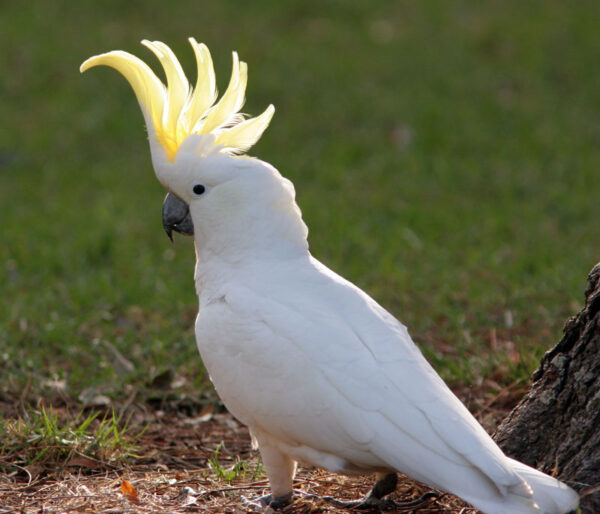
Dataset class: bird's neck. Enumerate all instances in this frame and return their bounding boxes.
[193,238,310,302]
[189,158,311,297]
[192,200,310,298]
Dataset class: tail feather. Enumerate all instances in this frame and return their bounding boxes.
[507,458,579,514]
[459,458,579,514]
[374,423,579,513]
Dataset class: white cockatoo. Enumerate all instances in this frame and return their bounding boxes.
[81,40,579,514]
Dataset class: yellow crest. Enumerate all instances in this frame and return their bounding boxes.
[81,39,274,162]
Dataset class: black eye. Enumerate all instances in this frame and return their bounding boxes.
[193,184,206,195]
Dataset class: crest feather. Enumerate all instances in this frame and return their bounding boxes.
[185,39,217,133]
[202,53,247,134]
[80,39,274,162]
[141,40,189,144]
[80,50,166,130]
[216,104,275,153]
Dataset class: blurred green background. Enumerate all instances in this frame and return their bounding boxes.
[1,1,599,407]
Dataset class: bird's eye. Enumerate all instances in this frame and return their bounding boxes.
[193,184,206,195]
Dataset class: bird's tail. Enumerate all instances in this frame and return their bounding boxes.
[507,458,579,514]
[463,458,579,514]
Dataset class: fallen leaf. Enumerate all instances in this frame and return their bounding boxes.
[176,486,197,505]
[78,387,111,406]
[67,455,101,470]
[23,463,44,481]
[102,340,135,378]
[148,368,174,389]
[121,480,139,502]
[184,404,214,425]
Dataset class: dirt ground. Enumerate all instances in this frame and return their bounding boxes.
[0,381,523,513]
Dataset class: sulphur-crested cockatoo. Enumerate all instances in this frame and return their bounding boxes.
[81,40,579,514]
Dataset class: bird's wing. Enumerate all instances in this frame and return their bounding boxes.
[200,256,528,496]
[306,259,524,492]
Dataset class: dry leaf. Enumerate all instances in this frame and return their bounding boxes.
[148,368,174,389]
[184,404,214,425]
[176,486,197,505]
[121,480,139,501]
[67,455,101,469]
[78,386,111,406]
[23,463,44,480]
[102,340,135,378]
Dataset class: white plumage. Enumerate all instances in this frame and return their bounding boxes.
[82,40,579,514]
[189,156,577,514]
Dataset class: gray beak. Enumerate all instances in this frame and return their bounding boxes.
[162,192,194,241]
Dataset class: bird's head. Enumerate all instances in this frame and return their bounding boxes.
[81,39,307,258]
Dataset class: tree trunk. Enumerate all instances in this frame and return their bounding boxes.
[493,263,600,513]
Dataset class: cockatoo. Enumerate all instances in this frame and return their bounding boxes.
[81,39,579,514]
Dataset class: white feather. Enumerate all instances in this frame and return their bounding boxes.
[187,156,578,514]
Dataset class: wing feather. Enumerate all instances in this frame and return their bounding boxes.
[195,256,527,495]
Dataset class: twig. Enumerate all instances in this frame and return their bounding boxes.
[2,462,33,486]
[199,481,270,496]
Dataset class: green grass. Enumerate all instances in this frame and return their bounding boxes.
[208,442,265,485]
[1,1,599,405]
[0,407,142,472]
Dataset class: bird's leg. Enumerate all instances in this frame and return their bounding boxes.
[241,434,297,510]
[303,472,439,510]
[367,471,398,500]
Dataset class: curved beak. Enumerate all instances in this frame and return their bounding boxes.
[162,192,194,241]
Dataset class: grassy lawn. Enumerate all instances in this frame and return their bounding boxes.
[1,0,599,411]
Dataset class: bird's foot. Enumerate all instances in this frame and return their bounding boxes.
[302,491,439,511]
[241,491,293,511]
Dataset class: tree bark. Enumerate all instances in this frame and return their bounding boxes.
[493,263,600,513]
